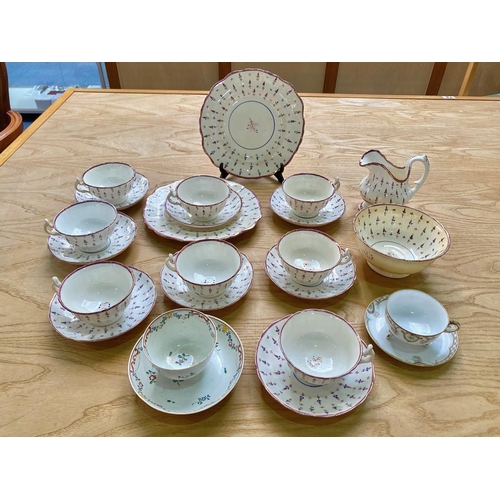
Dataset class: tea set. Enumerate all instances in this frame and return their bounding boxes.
[43,68,461,417]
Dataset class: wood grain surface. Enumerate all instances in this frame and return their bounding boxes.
[0,90,499,437]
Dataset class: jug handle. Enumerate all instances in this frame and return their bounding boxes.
[407,155,430,196]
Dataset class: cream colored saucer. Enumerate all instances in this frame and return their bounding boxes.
[270,187,345,227]
[47,213,136,264]
[128,316,244,414]
[265,245,356,299]
[365,295,459,366]
[74,172,149,209]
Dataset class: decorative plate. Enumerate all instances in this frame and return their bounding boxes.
[256,316,375,418]
[270,187,346,227]
[47,213,136,264]
[74,173,149,210]
[365,295,459,366]
[49,267,157,342]
[265,245,356,299]
[160,254,254,311]
[128,316,244,414]
[143,180,262,242]
[200,68,305,179]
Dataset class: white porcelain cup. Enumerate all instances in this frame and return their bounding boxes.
[142,308,217,381]
[386,289,461,346]
[166,175,230,222]
[51,261,135,326]
[282,173,340,218]
[44,200,117,253]
[75,162,136,204]
[280,309,375,386]
[166,239,243,297]
[277,229,351,286]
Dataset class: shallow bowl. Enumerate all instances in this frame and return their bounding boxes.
[353,204,450,278]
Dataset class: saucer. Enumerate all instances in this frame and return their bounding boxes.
[160,254,254,311]
[165,188,243,229]
[365,295,459,366]
[143,180,262,242]
[265,245,356,299]
[128,315,244,414]
[270,187,346,227]
[49,267,157,342]
[256,316,375,418]
[74,172,149,209]
[47,213,136,264]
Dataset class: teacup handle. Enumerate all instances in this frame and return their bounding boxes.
[331,176,341,192]
[361,344,375,364]
[52,277,61,293]
[339,247,352,265]
[445,320,460,333]
[407,155,430,197]
[74,177,90,194]
[44,219,60,236]
[165,253,177,272]
[166,190,181,206]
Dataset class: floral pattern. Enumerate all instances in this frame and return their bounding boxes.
[270,188,345,227]
[265,245,356,300]
[49,267,157,342]
[143,181,262,242]
[255,316,375,418]
[128,315,244,415]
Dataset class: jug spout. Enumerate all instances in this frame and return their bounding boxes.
[359,149,410,182]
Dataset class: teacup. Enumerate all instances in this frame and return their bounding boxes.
[166,175,230,222]
[142,308,217,381]
[280,309,375,386]
[282,173,340,218]
[44,200,117,253]
[386,289,461,346]
[51,261,135,326]
[75,162,136,204]
[166,239,243,297]
[277,229,351,286]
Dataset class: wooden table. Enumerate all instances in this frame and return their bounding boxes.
[1,89,499,437]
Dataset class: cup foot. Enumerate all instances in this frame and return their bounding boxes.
[78,238,112,254]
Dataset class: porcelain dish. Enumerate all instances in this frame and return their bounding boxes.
[265,245,356,299]
[255,316,375,417]
[75,172,149,209]
[47,213,136,264]
[48,267,156,342]
[143,180,262,242]
[353,203,451,278]
[270,187,345,226]
[365,295,459,366]
[165,187,243,229]
[128,315,244,414]
[200,68,305,179]
[160,254,253,310]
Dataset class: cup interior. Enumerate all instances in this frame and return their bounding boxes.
[59,262,134,314]
[176,240,242,285]
[177,176,229,205]
[144,310,216,370]
[281,310,361,378]
[83,163,135,188]
[54,201,116,236]
[278,231,340,271]
[387,290,449,335]
[283,174,334,202]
